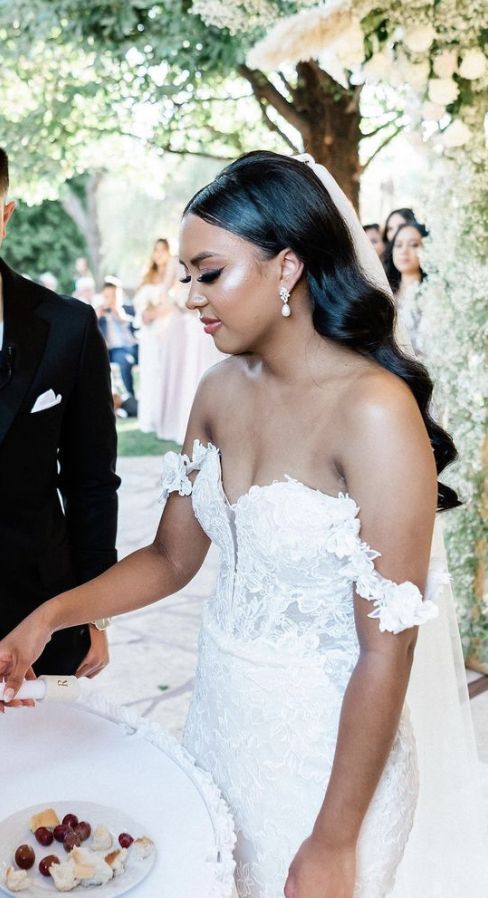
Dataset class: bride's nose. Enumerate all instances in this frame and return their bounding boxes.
[186,292,208,313]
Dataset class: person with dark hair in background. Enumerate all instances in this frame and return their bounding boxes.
[382,207,417,246]
[363,223,385,258]
[0,147,119,689]
[1,151,484,898]
[384,221,429,358]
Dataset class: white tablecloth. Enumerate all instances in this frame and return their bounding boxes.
[1,695,235,897]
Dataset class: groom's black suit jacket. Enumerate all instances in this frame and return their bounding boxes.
[0,258,120,673]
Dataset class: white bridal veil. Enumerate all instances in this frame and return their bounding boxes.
[295,154,488,896]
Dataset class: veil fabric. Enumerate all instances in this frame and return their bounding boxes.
[295,154,488,894]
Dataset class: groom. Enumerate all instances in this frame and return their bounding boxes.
[0,147,120,678]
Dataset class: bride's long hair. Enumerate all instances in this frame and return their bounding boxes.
[184,150,459,512]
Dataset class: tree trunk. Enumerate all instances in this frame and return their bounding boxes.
[295,63,362,209]
[240,62,362,210]
[61,172,104,286]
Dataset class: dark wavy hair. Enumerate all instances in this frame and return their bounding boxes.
[382,207,417,243]
[184,151,459,511]
[384,221,429,294]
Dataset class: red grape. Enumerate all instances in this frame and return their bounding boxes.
[118,832,134,848]
[63,830,82,852]
[35,827,54,847]
[75,821,91,842]
[39,855,60,877]
[14,844,35,870]
[53,824,70,843]
[62,814,78,829]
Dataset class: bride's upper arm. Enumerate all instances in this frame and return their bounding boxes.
[340,373,437,645]
[152,364,225,578]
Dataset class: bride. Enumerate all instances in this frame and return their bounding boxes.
[0,152,486,898]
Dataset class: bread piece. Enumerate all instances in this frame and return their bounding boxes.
[105,847,128,876]
[29,807,60,832]
[133,835,155,860]
[50,861,79,892]
[5,866,30,892]
[91,823,112,851]
[68,846,113,887]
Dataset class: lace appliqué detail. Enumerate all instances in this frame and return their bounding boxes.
[159,439,212,502]
[334,527,441,635]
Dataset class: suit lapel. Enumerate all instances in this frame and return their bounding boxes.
[0,259,50,447]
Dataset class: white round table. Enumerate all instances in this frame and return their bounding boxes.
[1,695,235,897]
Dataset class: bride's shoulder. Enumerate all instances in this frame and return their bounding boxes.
[341,365,424,441]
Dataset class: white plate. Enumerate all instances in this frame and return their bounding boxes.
[0,801,156,896]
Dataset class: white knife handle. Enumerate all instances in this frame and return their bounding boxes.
[0,676,84,702]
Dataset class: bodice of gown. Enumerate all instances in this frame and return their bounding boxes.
[161,441,439,682]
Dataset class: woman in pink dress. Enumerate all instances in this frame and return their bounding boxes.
[134,238,178,433]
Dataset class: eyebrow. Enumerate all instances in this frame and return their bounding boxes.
[179,251,221,267]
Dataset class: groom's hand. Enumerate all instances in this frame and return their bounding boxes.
[75,627,109,679]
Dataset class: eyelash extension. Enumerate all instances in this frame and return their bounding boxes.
[179,268,224,285]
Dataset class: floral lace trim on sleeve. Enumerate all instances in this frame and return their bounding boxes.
[324,511,442,634]
[159,439,211,503]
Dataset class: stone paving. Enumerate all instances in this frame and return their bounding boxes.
[90,456,488,809]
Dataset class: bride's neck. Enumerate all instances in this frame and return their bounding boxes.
[253,309,345,387]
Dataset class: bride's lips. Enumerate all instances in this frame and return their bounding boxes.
[201,316,222,335]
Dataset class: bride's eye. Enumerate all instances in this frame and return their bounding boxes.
[179,275,191,284]
[197,268,224,284]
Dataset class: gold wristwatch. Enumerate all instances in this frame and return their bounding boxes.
[89,618,111,631]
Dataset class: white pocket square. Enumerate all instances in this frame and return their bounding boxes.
[30,389,62,413]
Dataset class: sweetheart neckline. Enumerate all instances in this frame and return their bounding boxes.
[200,442,358,512]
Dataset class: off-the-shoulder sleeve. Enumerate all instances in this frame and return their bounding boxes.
[159,439,211,503]
[324,500,442,635]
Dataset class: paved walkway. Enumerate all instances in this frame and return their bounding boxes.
[91,457,488,805]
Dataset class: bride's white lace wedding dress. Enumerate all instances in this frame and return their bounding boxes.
[161,440,446,898]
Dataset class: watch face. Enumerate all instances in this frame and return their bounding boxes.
[92,618,111,631]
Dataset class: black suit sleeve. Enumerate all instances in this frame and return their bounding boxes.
[58,304,121,585]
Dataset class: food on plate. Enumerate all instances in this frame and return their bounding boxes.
[4,866,30,892]
[74,822,91,842]
[5,806,155,893]
[118,832,133,849]
[39,854,61,876]
[68,846,113,887]
[63,830,82,852]
[35,826,54,846]
[105,847,128,877]
[30,808,60,833]
[54,823,71,843]
[14,844,35,870]
[50,861,79,892]
[132,836,155,860]
[90,824,112,852]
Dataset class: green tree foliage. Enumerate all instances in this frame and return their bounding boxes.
[2,197,87,293]
[0,1,399,204]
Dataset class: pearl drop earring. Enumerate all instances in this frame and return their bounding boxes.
[279,286,291,317]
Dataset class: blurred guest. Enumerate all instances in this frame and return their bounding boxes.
[97,279,137,396]
[110,362,138,419]
[385,221,428,358]
[133,238,178,433]
[38,271,58,292]
[382,207,417,245]
[155,287,225,444]
[363,224,384,258]
[74,275,96,305]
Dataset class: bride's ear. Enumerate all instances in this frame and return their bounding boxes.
[278,248,304,293]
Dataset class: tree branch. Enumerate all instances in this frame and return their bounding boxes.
[361,113,403,139]
[362,125,403,170]
[257,99,302,153]
[239,64,310,139]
